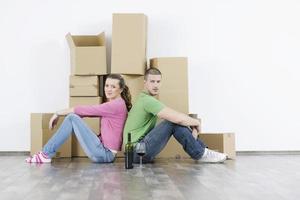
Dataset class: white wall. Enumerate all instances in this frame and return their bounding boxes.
[1,0,300,151]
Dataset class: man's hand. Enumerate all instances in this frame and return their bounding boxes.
[194,125,200,133]
[191,127,199,139]
[49,114,59,130]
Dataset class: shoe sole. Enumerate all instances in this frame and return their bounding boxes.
[198,156,227,163]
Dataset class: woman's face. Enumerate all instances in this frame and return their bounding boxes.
[105,78,122,100]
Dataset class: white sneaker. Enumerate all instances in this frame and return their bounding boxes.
[198,148,227,163]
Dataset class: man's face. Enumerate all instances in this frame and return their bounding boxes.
[144,74,162,96]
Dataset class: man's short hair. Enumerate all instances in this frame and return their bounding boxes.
[144,68,162,80]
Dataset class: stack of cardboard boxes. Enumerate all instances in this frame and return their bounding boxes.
[30,13,236,159]
[66,32,106,157]
[111,14,147,157]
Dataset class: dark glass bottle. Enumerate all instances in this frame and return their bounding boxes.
[125,133,133,169]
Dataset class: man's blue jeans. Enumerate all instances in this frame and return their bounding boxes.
[133,120,207,163]
[42,113,115,163]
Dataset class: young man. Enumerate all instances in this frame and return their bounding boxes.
[123,68,227,163]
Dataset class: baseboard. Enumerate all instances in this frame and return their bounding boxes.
[237,151,300,155]
[0,151,30,156]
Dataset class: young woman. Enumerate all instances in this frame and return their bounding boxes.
[26,74,131,163]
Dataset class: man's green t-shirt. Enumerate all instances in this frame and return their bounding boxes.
[123,91,165,145]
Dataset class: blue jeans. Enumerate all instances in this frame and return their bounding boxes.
[134,120,207,163]
[43,113,115,163]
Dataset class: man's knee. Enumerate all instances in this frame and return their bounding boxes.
[163,120,190,132]
[161,120,175,127]
[174,124,190,132]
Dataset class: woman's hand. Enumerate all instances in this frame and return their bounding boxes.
[49,114,59,130]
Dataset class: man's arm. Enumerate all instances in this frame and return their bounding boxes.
[157,107,200,127]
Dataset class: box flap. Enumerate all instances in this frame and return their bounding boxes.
[65,33,75,48]
[66,32,106,47]
[97,32,106,46]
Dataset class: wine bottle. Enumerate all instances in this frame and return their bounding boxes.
[125,132,133,169]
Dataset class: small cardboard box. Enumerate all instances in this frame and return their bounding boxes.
[111,13,147,75]
[198,133,236,159]
[66,32,107,75]
[150,57,189,114]
[70,75,99,97]
[122,75,144,104]
[31,113,71,158]
[69,97,102,157]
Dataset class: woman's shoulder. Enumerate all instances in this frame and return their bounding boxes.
[108,98,127,110]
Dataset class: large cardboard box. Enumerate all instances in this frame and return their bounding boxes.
[198,133,236,159]
[70,76,99,97]
[31,113,71,158]
[111,14,147,75]
[66,32,107,75]
[122,75,144,104]
[150,57,189,114]
[69,97,102,157]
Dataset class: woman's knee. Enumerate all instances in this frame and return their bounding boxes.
[65,113,80,121]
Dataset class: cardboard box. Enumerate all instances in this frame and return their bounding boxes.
[69,97,102,157]
[99,75,107,97]
[69,97,102,107]
[116,150,125,158]
[157,137,190,159]
[122,75,144,104]
[150,57,189,114]
[198,133,236,159]
[31,113,72,158]
[66,32,107,75]
[70,76,99,97]
[111,14,147,75]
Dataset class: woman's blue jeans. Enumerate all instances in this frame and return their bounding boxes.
[42,113,115,163]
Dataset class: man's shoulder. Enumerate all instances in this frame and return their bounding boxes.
[136,92,162,105]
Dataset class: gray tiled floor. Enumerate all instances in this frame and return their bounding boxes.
[0,155,300,200]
